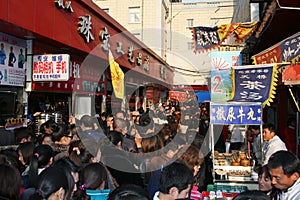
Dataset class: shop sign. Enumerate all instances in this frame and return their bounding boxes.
[252,31,300,64]
[210,102,262,125]
[231,64,278,107]
[53,0,169,78]
[169,90,187,102]
[33,54,70,81]
[0,32,26,87]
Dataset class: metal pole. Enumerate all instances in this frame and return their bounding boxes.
[296,105,299,157]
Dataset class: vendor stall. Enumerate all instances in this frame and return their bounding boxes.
[210,102,263,191]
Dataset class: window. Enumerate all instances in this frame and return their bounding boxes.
[103,8,109,14]
[129,7,141,23]
[187,42,193,50]
[187,19,194,27]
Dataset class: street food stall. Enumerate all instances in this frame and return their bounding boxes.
[210,102,263,191]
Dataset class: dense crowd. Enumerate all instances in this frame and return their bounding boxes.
[0,102,299,200]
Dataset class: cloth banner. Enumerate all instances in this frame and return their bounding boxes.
[108,50,124,99]
[190,22,257,53]
[252,31,300,64]
[230,64,278,107]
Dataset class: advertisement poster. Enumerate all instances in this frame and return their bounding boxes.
[210,51,242,102]
[0,32,26,86]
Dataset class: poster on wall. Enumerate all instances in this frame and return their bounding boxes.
[0,32,26,86]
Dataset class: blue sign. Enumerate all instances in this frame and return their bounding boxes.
[210,102,262,125]
[231,65,275,105]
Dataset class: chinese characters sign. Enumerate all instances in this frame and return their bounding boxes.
[210,102,262,125]
[190,22,257,53]
[252,31,300,64]
[231,64,278,107]
[33,54,70,81]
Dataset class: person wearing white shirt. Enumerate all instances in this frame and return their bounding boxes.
[262,123,287,165]
[268,151,300,200]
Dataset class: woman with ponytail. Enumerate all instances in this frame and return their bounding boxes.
[28,166,70,200]
[27,144,53,188]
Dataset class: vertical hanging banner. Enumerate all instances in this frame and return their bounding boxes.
[210,51,242,102]
[108,50,124,99]
[230,64,278,107]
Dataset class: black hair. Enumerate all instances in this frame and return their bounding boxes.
[159,161,194,194]
[17,141,35,165]
[108,184,150,200]
[0,164,21,200]
[107,131,123,146]
[28,166,70,200]
[268,150,300,176]
[80,115,94,128]
[263,123,276,134]
[77,163,108,199]
[232,190,270,200]
[28,144,53,188]
[51,124,70,142]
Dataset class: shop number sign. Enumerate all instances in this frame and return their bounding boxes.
[33,54,70,81]
[210,102,262,125]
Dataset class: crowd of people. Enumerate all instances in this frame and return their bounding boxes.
[0,101,299,200]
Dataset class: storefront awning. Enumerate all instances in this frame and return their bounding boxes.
[252,0,300,55]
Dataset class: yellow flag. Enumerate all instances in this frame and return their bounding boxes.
[108,50,124,99]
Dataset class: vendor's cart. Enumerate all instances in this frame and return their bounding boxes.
[209,102,263,191]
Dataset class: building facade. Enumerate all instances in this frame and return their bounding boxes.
[0,0,173,125]
[94,0,238,86]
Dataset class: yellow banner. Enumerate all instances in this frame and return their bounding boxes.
[109,50,124,99]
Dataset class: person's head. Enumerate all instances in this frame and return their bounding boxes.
[158,161,194,200]
[249,125,260,136]
[113,118,128,136]
[178,145,204,177]
[29,166,70,200]
[257,165,272,192]
[14,126,33,144]
[28,144,53,188]
[68,140,95,167]
[108,184,150,200]
[141,134,164,154]
[51,124,73,146]
[0,164,21,200]
[52,157,78,199]
[32,144,53,168]
[107,131,123,149]
[77,163,108,199]
[39,119,57,135]
[17,141,35,166]
[262,123,276,141]
[115,110,126,120]
[80,114,95,131]
[232,190,270,200]
[267,150,300,191]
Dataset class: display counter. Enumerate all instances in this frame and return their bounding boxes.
[212,151,258,191]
